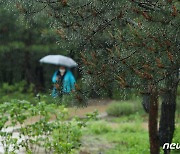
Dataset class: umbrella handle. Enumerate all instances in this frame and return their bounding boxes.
[55,83,60,90]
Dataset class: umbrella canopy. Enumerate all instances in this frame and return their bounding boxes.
[39,55,78,68]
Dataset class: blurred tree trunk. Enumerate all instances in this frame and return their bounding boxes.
[24,51,31,84]
[159,70,179,154]
[108,88,113,98]
[35,65,44,91]
[149,85,160,154]
[23,30,33,85]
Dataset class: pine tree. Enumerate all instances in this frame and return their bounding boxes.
[2,0,180,153]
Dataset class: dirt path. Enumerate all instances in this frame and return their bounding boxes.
[7,99,113,127]
[68,99,113,118]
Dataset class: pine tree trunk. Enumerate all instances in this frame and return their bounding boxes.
[149,85,160,154]
[142,93,150,113]
[159,71,179,154]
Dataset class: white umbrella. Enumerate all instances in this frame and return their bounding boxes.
[39,55,78,68]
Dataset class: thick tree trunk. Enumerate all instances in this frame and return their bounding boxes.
[149,85,160,154]
[159,71,179,154]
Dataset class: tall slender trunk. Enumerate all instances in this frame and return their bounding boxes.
[149,85,160,154]
[159,70,179,154]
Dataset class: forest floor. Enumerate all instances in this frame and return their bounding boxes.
[68,99,179,154]
[72,98,180,154]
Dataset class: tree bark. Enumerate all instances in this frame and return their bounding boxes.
[159,70,179,154]
[149,85,160,154]
[142,93,150,113]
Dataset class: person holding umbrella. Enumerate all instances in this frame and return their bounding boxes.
[39,55,77,98]
[51,66,76,97]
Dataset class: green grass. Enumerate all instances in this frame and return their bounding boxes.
[80,111,180,154]
[81,116,150,154]
[85,120,113,135]
[105,128,149,154]
[172,126,180,154]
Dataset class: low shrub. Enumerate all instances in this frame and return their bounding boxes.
[0,99,97,154]
[106,102,135,117]
[0,81,34,94]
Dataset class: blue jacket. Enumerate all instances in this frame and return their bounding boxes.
[51,70,76,97]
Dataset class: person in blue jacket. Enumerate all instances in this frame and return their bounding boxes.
[51,66,76,98]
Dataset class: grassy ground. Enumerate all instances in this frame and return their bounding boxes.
[77,96,180,154]
[78,113,180,154]
[79,113,149,154]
